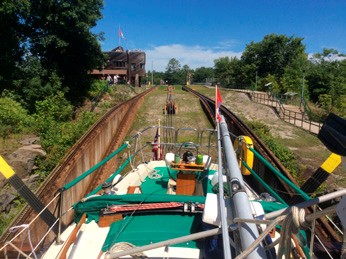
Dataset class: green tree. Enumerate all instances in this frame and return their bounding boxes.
[214,57,232,86]
[26,0,105,104]
[12,56,65,112]
[0,0,105,109]
[306,49,346,113]
[33,92,96,177]
[0,0,29,91]
[281,53,308,94]
[165,58,181,84]
[0,97,33,138]
[214,56,244,88]
[241,34,306,89]
[181,64,193,85]
[193,67,214,83]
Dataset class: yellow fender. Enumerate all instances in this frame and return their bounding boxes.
[234,136,254,175]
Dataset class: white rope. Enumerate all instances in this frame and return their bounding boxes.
[108,242,147,258]
[136,132,162,180]
[0,193,60,252]
[128,149,135,171]
[9,224,37,259]
[277,206,310,258]
[291,206,309,230]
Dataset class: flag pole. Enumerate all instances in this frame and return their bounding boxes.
[158,119,161,160]
[215,84,218,125]
[118,25,120,47]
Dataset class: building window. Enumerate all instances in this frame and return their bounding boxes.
[131,63,136,71]
[140,63,145,69]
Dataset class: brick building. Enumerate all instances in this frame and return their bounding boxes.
[91,46,146,87]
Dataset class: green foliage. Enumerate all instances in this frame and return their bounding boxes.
[166,58,181,73]
[26,0,105,104]
[306,49,346,115]
[245,120,270,135]
[193,67,215,83]
[12,56,65,112]
[280,53,307,94]
[0,0,105,106]
[211,34,345,117]
[246,119,299,178]
[35,92,73,124]
[88,79,109,98]
[214,57,233,86]
[163,59,193,85]
[241,34,306,81]
[214,56,249,88]
[0,97,33,138]
[258,74,280,93]
[317,94,333,112]
[0,195,26,236]
[0,0,29,92]
[34,93,96,178]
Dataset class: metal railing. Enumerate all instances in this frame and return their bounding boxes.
[234,89,323,135]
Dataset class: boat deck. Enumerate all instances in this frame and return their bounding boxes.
[43,161,218,258]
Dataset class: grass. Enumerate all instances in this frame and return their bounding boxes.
[125,85,217,165]
[129,85,213,134]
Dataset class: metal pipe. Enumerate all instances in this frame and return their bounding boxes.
[216,121,233,259]
[249,147,311,201]
[242,161,286,204]
[56,192,63,244]
[265,189,346,219]
[219,116,266,259]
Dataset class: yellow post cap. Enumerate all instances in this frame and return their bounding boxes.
[321,153,342,174]
[0,156,15,179]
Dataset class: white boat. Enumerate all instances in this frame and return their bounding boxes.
[1,89,345,259]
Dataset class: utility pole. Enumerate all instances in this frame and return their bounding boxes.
[151,61,154,86]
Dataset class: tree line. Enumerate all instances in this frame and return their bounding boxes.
[150,34,345,117]
[1,0,345,118]
[0,0,105,113]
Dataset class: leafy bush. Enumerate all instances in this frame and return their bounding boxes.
[0,97,33,138]
[88,79,109,98]
[246,119,298,177]
[33,92,96,179]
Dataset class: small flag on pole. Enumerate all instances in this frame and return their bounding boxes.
[215,85,222,122]
[118,29,125,40]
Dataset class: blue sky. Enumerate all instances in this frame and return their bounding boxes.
[93,0,346,71]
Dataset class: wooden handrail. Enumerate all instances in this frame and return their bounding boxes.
[57,214,87,259]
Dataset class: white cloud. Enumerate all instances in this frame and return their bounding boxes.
[144,44,242,72]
